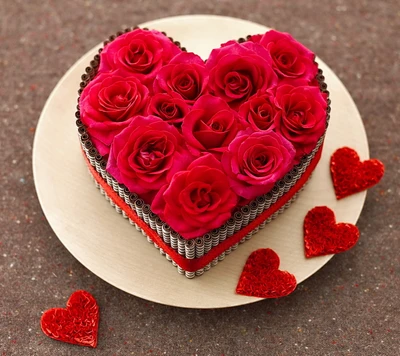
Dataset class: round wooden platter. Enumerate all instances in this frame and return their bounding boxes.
[33,15,368,309]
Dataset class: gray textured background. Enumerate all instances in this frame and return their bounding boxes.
[1,1,399,355]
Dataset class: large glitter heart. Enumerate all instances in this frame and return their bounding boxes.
[40,290,99,348]
[304,206,359,258]
[76,27,330,276]
[236,248,297,298]
[330,147,384,200]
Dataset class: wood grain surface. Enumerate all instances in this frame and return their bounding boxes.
[33,16,368,309]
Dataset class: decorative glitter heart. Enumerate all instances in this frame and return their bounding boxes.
[236,248,297,298]
[330,147,384,200]
[40,290,99,348]
[304,206,360,258]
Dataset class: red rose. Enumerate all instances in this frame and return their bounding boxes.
[250,30,317,81]
[79,70,149,157]
[152,154,237,239]
[238,92,279,131]
[222,129,295,200]
[153,52,208,104]
[98,29,181,85]
[107,116,191,201]
[182,95,246,157]
[274,82,327,162]
[206,41,278,109]
[147,93,189,126]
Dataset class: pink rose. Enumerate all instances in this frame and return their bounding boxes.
[98,29,181,85]
[274,82,327,162]
[238,92,279,131]
[182,95,246,157]
[147,93,189,126]
[107,116,191,201]
[206,41,278,109]
[79,70,149,157]
[250,30,317,81]
[153,52,208,104]
[222,129,296,200]
[152,154,237,239]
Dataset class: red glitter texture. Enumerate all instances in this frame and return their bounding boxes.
[330,147,384,199]
[40,290,99,348]
[236,248,297,298]
[304,206,360,258]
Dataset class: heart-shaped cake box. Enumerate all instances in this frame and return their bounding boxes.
[76,27,330,278]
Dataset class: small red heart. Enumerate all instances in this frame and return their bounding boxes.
[40,290,99,348]
[330,147,384,200]
[236,248,297,298]
[304,206,359,258]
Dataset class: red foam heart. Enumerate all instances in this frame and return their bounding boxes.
[304,206,359,258]
[330,147,384,200]
[236,248,297,298]
[40,290,99,348]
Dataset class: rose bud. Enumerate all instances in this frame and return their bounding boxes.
[222,129,296,200]
[99,29,181,86]
[79,70,149,157]
[107,115,192,202]
[153,52,208,104]
[147,93,190,126]
[249,30,318,82]
[152,154,237,238]
[238,92,280,131]
[274,82,328,162]
[182,94,247,158]
[206,41,277,109]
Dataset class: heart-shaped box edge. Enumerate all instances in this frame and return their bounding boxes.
[75,27,330,278]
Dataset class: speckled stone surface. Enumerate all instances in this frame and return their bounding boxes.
[1,1,399,355]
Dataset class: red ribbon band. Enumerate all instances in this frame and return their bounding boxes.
[84,145,323,272]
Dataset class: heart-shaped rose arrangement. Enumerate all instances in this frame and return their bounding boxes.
[76,27,329,276]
